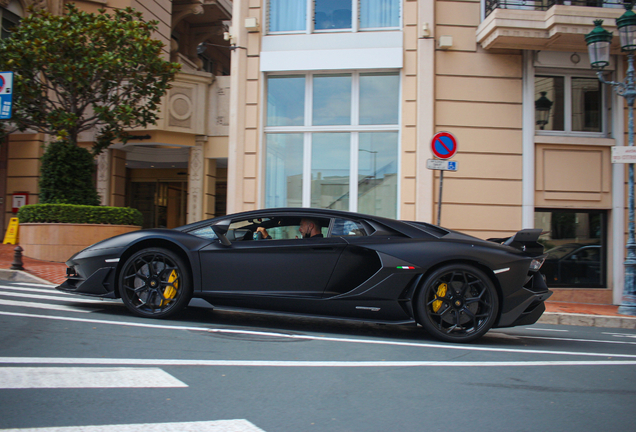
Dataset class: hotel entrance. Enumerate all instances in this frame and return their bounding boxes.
[126,170,188,229]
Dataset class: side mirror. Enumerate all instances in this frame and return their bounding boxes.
[211,220,232,246]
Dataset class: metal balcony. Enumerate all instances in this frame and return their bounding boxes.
[486,0,626,18]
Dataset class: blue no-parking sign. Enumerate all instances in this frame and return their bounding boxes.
[0,72,14,120]
[431,132,457,160]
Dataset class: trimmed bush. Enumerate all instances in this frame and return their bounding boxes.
[38,140,101,206]
[17,204,143,226]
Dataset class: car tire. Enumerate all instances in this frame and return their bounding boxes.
[119,247,192,318]
[416,264,499,343]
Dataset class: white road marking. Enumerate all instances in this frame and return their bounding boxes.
[0,290,117,305]
[1,311,636,358]
[503,334,636,345]
[0,420,265,432]
[0,367,187,389]
[524,328,569,332]
[603,332,636,339]
[0,300,96,313]
[13,282,56,288]
[0,285,60,295]
[1,357,635,368]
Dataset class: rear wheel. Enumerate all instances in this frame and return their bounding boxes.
[416,264,498,343]
[119,247,192,318]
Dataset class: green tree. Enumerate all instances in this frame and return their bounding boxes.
[0,5,180,204]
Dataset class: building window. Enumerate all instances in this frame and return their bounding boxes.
[535,209,606,288]
[267,0,401,34]
[264,71,400,218]
[535,74,606,135]
[1,7,20,39]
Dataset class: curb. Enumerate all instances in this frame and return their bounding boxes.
[0,269,56,285]
[538,311,636,330]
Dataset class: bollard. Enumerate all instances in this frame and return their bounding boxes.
[11,245,24,271]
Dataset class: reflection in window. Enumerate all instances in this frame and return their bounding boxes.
[267,75,305,126]
[265,134,303,208]
[535,74,605,134]
[359,73,399,125]
[360,0,400,28]
[572,77,601,132]
[358,132,398,219]
[313,74,351,125]
[268,0,306,32]
[315,0,352,30]
[535,76,564,131]
[312,133,350,210]
[535,210,606,288]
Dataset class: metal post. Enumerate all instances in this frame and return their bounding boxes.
[599,52,636,315]
[437,170,444,226]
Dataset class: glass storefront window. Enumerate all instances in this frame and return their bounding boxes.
[359,73,399,125]
[265,134,304,208]
[267,75,305,126]
[264,71,400,217]
[358,132,398,218]
[311,133,350,210]
[534,210,606,288]
[313,74,351,126]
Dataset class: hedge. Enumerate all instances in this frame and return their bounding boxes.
[17,204,143,226]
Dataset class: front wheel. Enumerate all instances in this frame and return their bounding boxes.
[416,264,499,343]
[119,247,192,318]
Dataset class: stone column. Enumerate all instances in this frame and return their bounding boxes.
[187,138,205,223]
[96,149,111,206]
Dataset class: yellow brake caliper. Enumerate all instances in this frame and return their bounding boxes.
[432,282,447,312]
[160,270,179,306]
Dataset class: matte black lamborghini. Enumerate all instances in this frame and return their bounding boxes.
[57,208,552,342]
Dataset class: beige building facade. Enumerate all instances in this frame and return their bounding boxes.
[0,0,629,305]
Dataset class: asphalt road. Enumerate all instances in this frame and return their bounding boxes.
[1,280,635,432]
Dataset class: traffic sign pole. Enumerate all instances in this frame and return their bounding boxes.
[429,132,458,226]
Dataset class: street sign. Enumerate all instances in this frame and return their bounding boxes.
[0,72,13,120]
[431,132,457,160]
[427,159,458,171]
[612,146,636,163]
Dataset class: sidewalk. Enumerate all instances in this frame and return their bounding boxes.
[0,243,635,329]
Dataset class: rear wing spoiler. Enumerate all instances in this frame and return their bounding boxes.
[488,229,544,256]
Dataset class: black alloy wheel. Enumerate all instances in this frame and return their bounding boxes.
[119,247,192,318]
[416,264,499,343]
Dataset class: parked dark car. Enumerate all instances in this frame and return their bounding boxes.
[57,208,551,343]
[541,243,602,287]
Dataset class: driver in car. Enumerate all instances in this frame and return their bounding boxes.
[255,218,323,240]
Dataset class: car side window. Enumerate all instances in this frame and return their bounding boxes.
[190,226,218,240]
[331,218,366,237]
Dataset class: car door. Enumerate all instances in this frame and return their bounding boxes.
[198,217,347,298]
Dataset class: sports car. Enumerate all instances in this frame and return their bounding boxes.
[57,208,552,343]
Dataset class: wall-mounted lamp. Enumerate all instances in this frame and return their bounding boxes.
[438,35,453,49]
[422,23,431,38]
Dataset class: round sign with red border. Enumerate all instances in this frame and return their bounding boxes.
[431,132,458,160]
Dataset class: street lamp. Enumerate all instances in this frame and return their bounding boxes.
[535,91,553,130]
[585,5,636,316]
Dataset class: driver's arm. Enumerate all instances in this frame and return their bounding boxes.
[256,226,271,239]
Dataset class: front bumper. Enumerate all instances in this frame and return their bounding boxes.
[56,250,122,298]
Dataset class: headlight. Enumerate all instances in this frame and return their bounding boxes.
[529,255,546,272]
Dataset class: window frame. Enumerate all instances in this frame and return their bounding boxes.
[263,70,401,217]
[265,0,402,35]
[535,69,609,138]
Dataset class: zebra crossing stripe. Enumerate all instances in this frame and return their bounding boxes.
[0,367,187,389]
[0,419,265,432]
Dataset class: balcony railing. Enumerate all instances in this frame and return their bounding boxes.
[485,0,627,17]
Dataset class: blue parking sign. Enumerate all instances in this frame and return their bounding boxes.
[0,72,13,120]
